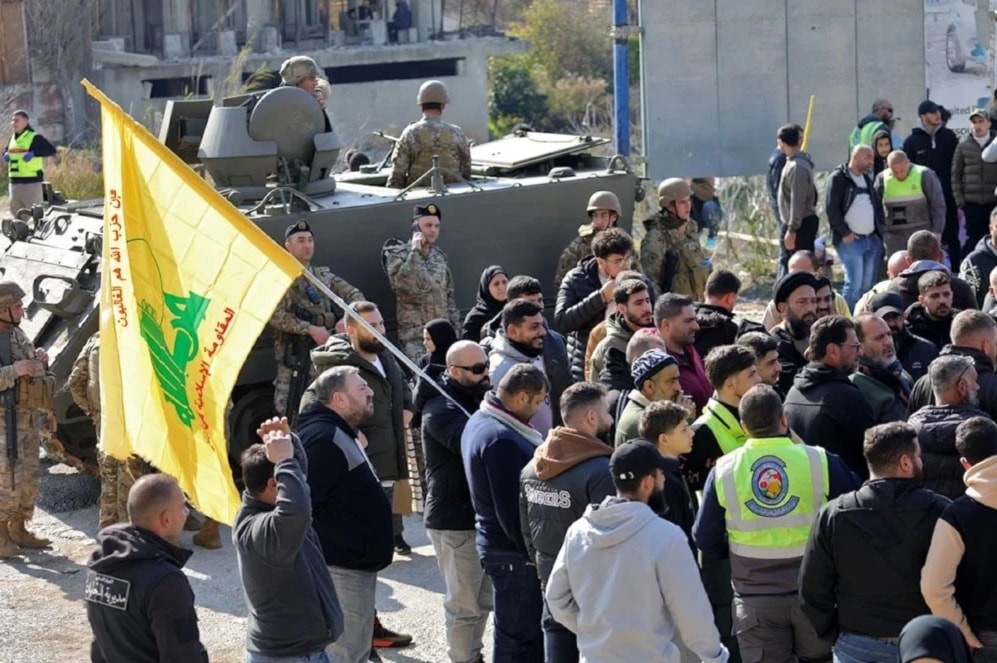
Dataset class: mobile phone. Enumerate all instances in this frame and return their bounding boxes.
[411,221,420,236]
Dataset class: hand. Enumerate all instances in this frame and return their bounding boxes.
[966,631,984,650]
[22,151,33,162]
[599,279,615,303]
[784,230,797,251]
[307,324,330,346]
[12,359,42,377]
[842,233,857,244]
[35,349,48,365]
[676,392,696,417]
[411,232,425,251]
[262,430,294,463]
[334,318,346,333]
[256,416,291,441]
[403,409,413,428]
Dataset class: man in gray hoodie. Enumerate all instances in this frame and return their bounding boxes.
[777,124,819,278]
[545,439,729,663]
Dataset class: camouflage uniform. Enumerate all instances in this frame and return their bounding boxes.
[269,265,364,415]
[640,209,710,298]
[554,224,643,291]
[381,239,460,361]
[386,116,471,189]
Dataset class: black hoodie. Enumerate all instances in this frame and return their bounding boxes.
[85,525,207,663]
[908,403,988,500]
[959,235,997,309]
[907,345,997,421]
[887,261,978,312]
[692,302,764,358]
[784,362,877,478]
[904,303,955,351]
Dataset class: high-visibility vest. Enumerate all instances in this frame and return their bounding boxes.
[849,120,887,150]
[714,436,829,560]
[882,165,927,227]
[693,398,748,455]
[8,130,41,180]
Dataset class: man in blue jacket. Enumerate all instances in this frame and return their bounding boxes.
[462,363,549,663]
[297,366,394,663]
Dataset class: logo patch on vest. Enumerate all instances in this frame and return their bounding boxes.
[746,455,799,517]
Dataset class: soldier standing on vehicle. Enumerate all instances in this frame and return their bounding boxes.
[554,191,625,291]
[640,178,710,299]
[386,80,471,189]
[270,220,365,419]
[382,203,460,361]
[0,281,55,557]
[3,110,56,216]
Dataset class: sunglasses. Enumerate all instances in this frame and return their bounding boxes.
[452,362,488,375]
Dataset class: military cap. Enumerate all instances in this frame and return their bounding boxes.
[285,219,313,240]
[773,272,819,306]
[631,349,677,389]
[412,203,441,221]
[0,282,25,309]
[280,56,321,86]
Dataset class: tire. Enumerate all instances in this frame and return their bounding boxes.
[947,28,966,73]
[227,385,276,473]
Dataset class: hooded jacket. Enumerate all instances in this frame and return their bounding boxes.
[589,312,635,386]
[908,404,988,500]
[303,335,412,481]
[778,151,818,232]
[784,362,877,478]
[555,256,610,382]
[905,303,955,351]
[849,358,910,424]
[903,123,959,201]
[85,525,207,663]
[488,327,570,435]
[887,260,978,311]
[546,498,729,663]
[907,346,997,421]
[951,130,997,207]
[799,479,949,640]
[922,456,997,638]
[692,302,764,359]
[462,265,506,341]
[421,373,486,531]
[959,235,997,308]
[894,326,939,383]
[519,427,614,582]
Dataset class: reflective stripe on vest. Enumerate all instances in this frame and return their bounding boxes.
[8,130,41,179]
[882,164,925,206]
[693,399,748,455]
[714,438,829,560]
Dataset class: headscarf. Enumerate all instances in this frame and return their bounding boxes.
[898,616,971,663]
[461,265,507,341]
[423,318,457,366]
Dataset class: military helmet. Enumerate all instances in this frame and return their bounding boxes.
[279,56,321,86]
[586,191,622,216]
[0,282,25,309]
[417,80,449,106]
[657,178,693,207]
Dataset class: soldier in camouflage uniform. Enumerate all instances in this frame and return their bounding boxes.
[381,203,461,360]
[641,178,711,299]
[269,219,365,417]
[554,190,623,291]
[0,282,55,557]
[386,80,471,189]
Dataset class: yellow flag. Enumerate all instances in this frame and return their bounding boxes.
[83,80,303,525]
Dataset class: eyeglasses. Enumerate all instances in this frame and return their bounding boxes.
[836,342,862,350]
[451,362,488,375]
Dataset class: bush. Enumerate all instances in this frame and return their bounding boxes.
[488,55,549,136]
[509,0,613,83]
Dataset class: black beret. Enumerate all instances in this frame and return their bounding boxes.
[412,203,441,221]
[285,219,312,240]
[773,272,819,305]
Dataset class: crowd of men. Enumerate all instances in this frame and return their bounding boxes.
[4,82,992,663]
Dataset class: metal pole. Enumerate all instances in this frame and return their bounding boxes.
[612,0,630,156]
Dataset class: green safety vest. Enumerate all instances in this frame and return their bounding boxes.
[714,436,829,560]
[693,398,748,455]
[849,120,888,151]
[8,130,41,180]
[882,165,926,226]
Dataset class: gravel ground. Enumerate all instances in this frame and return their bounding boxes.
[0,461,488,663]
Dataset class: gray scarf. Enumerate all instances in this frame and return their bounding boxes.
[480,397,545,447]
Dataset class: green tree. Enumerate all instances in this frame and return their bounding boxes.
[509,0,613,83]
[488,56,549,135]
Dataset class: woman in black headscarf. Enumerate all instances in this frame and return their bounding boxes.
[421,318,458,369]
[898,615,972,663]
[461,265,508,341]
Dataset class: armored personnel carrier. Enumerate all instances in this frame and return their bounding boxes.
[13,85,640,468]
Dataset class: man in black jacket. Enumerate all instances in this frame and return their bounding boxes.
[519,382,615,663]
[909,355,987,500]
[868,292,938,382]
[887,231,977,311]
[907,310,997,420]
[422,341,492,663]
[298,366,394,663]
[906,271,958,350]
[799,422,949,663]
[555,228,635,382]
[693,269,764,359]
[959,208,997,308]
[770,271,819,395]
[234,418,344,662]
[85,474,207,663]
[784,316,877,478]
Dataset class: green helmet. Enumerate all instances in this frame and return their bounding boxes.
[657,178,693,207]
[0,282,25,309]
[586,191,622,216]
[417,80,449,105]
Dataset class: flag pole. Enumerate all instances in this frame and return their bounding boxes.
[802,94,816,151]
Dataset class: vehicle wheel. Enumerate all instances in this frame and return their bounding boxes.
[947,28,966,73]
[227,386,276,472]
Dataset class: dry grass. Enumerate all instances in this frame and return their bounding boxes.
[0,145,105,203]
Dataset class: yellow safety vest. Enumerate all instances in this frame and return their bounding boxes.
[8,130,41,180]
[693,398,748,455]
[714,436,829,560]
[881,165,926,226]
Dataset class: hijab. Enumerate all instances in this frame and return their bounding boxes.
[423,318,457,366]
[898,616,971,663]
[461,265,507,341]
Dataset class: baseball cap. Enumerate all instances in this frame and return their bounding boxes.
[869,292,905,317]
[609,439,668,483]
[970,108,988,121]
[918,100,940,115]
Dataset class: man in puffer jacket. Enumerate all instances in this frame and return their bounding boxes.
[908,355,987,500]
[951,108,997,252]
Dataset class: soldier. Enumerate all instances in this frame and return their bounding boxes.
[269,219,365,419]
[641,178,711,299]
[386,80,471,189]
[382,203,461,360]
[0,281,55,557]
[554,190,623,291]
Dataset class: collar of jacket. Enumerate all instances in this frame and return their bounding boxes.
[939,344,995,373]
[438,373,486,412]
[299,399,360,438]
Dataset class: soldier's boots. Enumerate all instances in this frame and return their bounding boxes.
[7,517,50,549]
[192,517,221,549]
[0,522,20,558]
